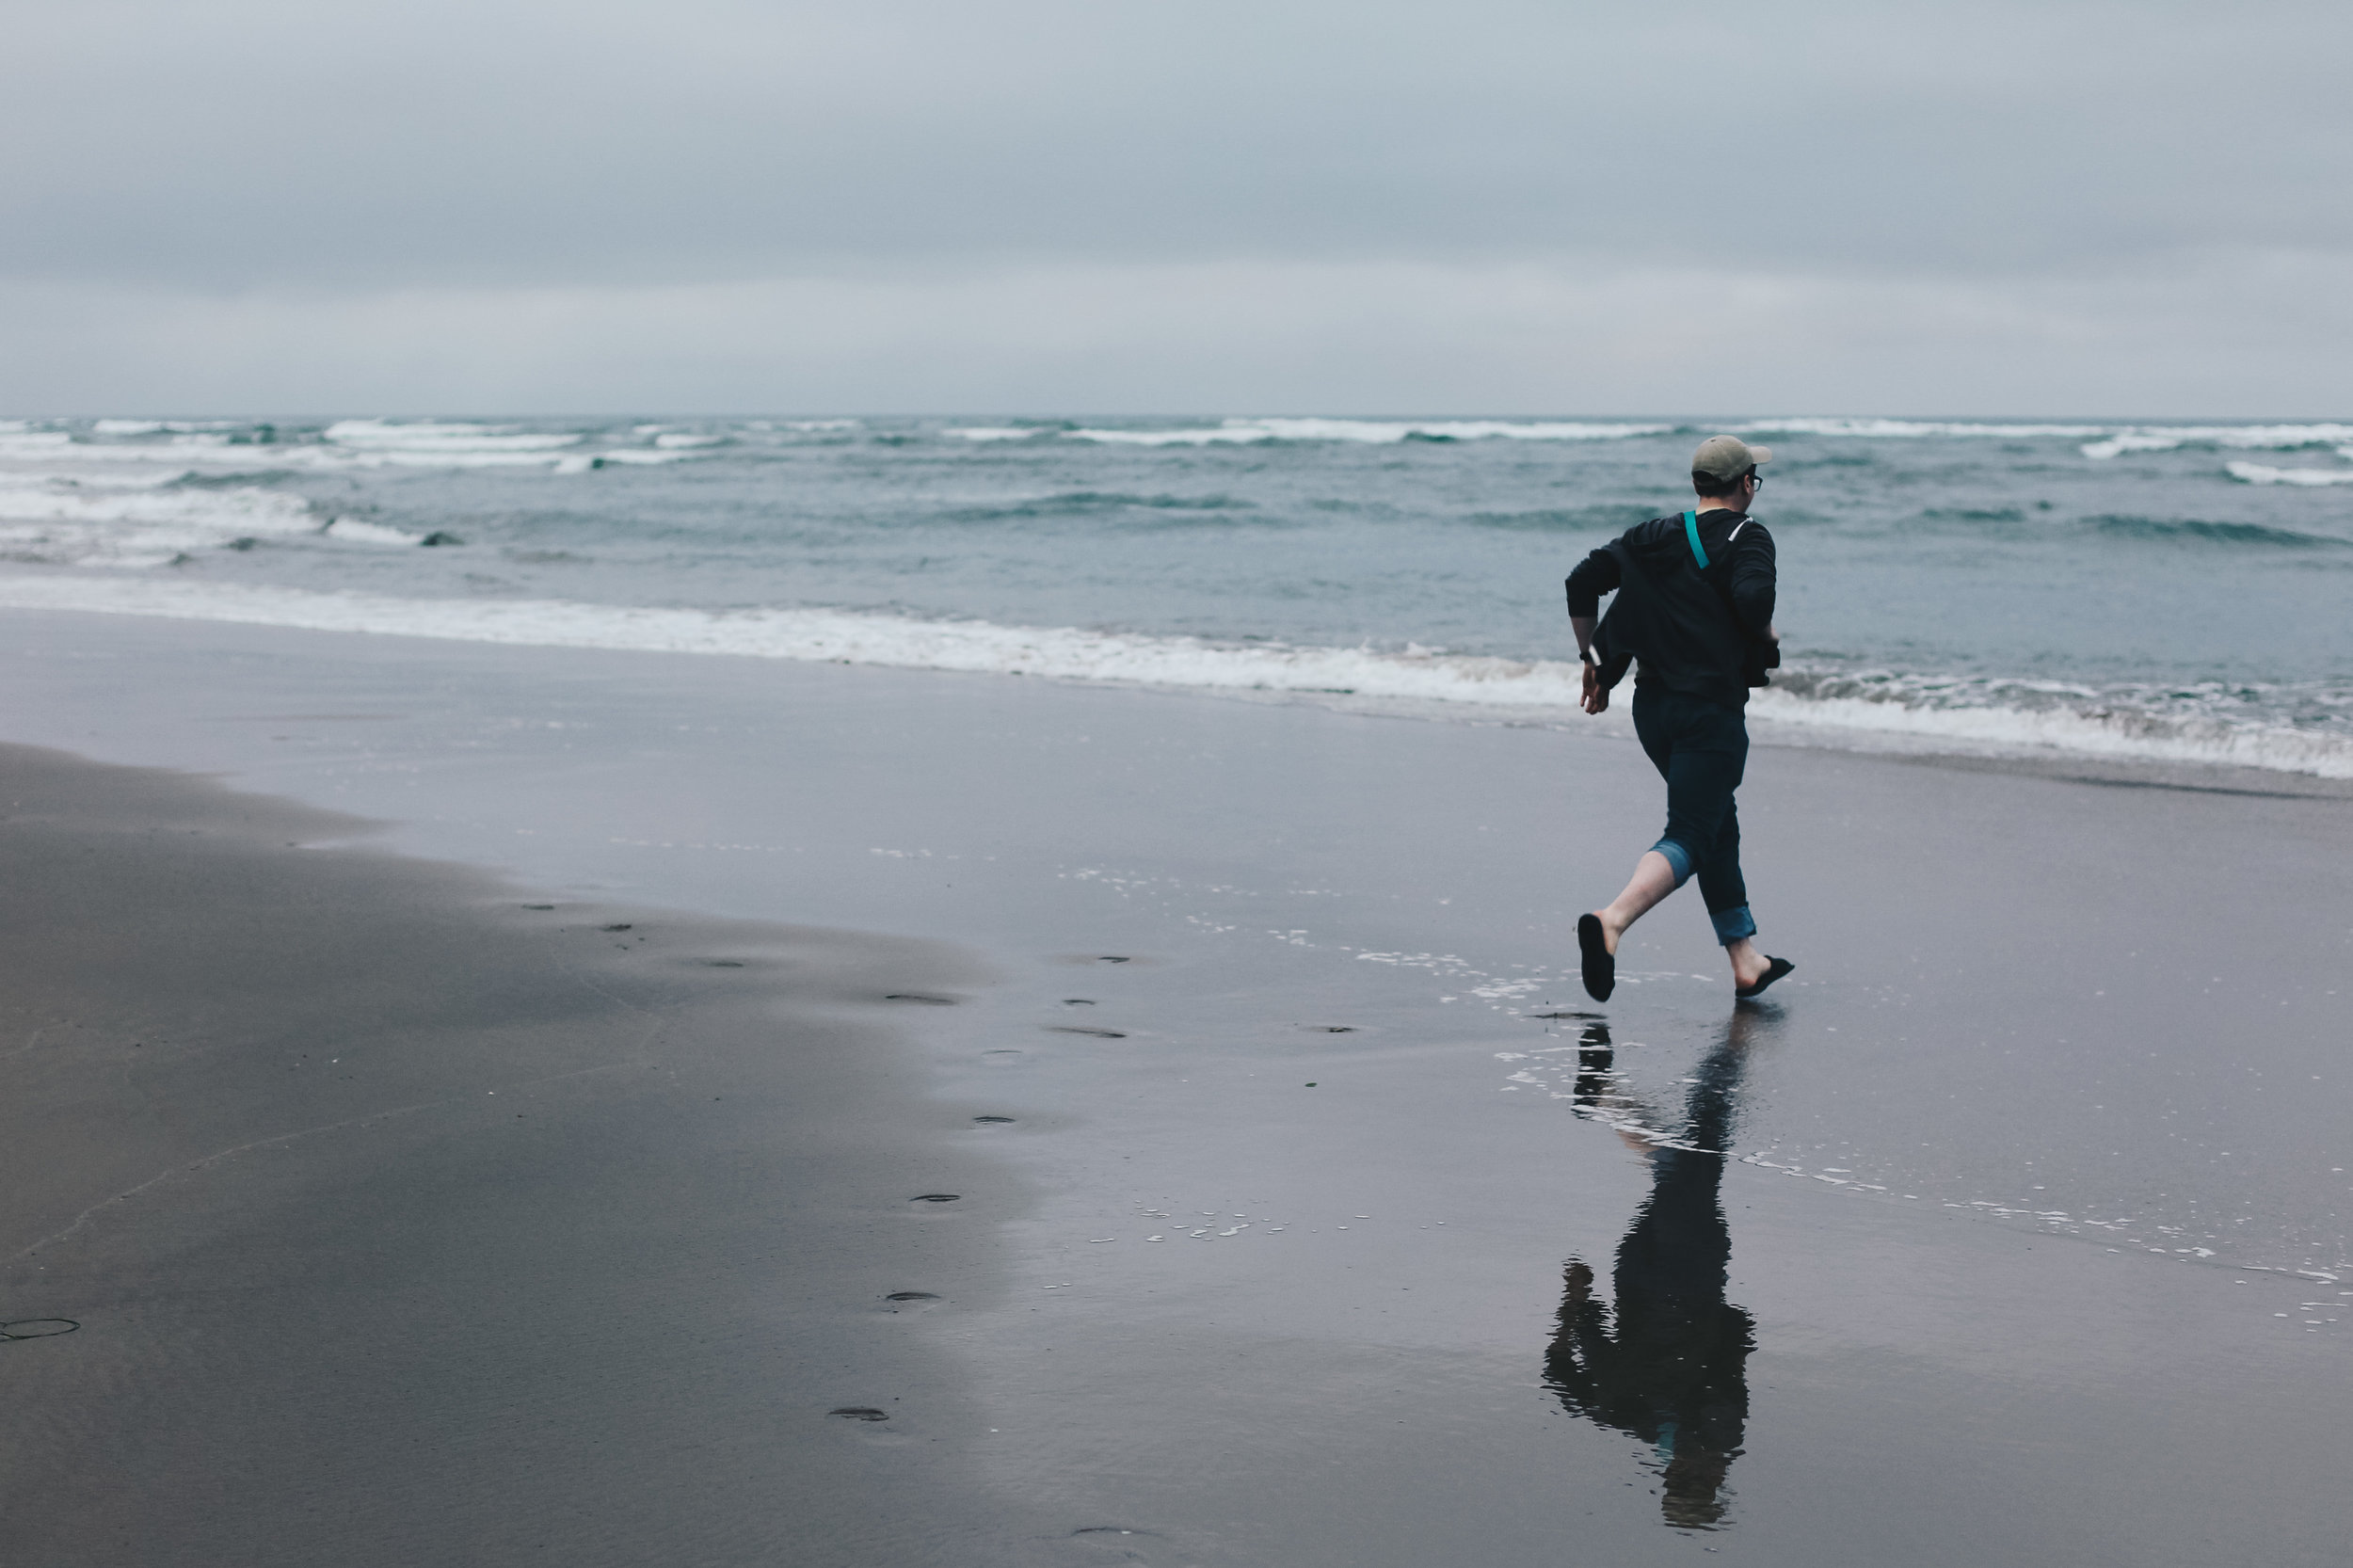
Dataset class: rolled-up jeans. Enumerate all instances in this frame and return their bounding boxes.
[1629,685,1756,946]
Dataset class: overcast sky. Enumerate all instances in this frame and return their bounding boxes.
[5,0,2347,415]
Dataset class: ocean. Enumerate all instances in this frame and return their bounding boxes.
[3,412,2349,776]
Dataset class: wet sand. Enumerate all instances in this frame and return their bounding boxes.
[0,609,2348,1566]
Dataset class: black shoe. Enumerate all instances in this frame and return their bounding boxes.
[1735,956,1795,1001]
[1577,914,1614,1002]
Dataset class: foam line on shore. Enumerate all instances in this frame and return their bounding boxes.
[1745,687,2353,776]
[1,575,2348,778]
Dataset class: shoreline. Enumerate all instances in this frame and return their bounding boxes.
[0,582,2342,788]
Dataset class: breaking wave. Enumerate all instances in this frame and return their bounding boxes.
[1739,418,2111,440]
[0,579,2344,779]
[0,419,717,475]
[2078,425,2353,460]
[0,474,331,567]
[321,419,582,455]
[2226,459,2353,487]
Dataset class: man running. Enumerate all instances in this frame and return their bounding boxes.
[1565,434,1794,1003]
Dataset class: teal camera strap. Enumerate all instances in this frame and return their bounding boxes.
[1682,509,1708,570]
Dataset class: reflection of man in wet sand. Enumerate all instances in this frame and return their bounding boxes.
[1545,1016,1759,1529]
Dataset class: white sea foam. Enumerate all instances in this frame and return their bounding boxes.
[0,423,713,477]
[1,467,190,492]
[2080,424,2353,460]
[1724,417,2353,462]
[2225,460,2353,487]
[0,430,231,463]
[945,426,1047,441]
[1747,685,2353,776]
[2079,434,2182,459]
[320,518,427,547]
[1741,418,2110,440]
[0,479,326,568]
[323,419,584,454]
[87,419,232,437]
[1064,424,1283,446]
[1064,418,1671,446]
[0,579,2345,778]
[316,419,723,472]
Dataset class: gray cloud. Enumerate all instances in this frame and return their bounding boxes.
[8,0,2348,287]
[3,0,2347,411]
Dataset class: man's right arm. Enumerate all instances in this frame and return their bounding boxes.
[1564,547,1621,652]
[1565,546,1623,712]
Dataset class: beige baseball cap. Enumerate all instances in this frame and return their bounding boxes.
[1691,434,1771,482]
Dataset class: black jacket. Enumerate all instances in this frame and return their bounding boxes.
[1564,509,1777,710]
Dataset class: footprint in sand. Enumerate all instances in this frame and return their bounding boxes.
[1070,1525,1180,1560]
[1,1320,78,1341]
